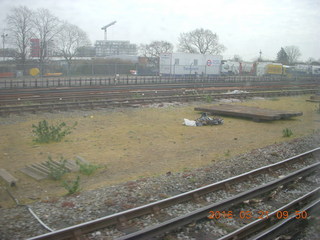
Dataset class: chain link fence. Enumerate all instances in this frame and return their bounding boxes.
[0,61,158,78]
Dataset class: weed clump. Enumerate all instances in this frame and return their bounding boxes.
[32,120,77,143]
[316,103,320,114]
[205,95,213,103]
[45,156,69,180]
[282,128,293,137]
[76,160,100,175]
[63,176,81,195]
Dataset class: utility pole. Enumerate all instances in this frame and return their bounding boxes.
[259,50,262,61]
[101,21,116,40]
[1,33,8,61]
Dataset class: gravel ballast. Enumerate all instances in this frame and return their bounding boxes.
[0,131,319,240]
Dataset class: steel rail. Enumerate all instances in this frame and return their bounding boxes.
[247,199,320,240]
[0,86,316,106]
[0,89,316,116]
[0,78,318,96]
[114,163,320,240]
[28,148,320,240]
[218,187,320,240]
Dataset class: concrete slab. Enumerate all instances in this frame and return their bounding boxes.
[195,104,303,121]
[0,168,18,186]
[20,157,89,180]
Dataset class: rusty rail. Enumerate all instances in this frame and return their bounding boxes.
[219,187,320,240]
[0,89,317,116]
[115,164,320,240]
[28,148,320,240]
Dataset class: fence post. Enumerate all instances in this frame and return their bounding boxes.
[35,79,37,88]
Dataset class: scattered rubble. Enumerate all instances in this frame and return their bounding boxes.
[183,112,223,127]
[224,90,249,94]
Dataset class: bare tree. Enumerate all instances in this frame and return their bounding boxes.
[139,40,173,66]
[178,28,226,55]
[32,8,61,73]
[6,6,33,65]
[284,46,301,65]
[56,22,91,74]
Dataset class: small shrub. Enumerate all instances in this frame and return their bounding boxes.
[45,156,68,180]
[282,128,293,137]
[76,160,100,175]
[32,120,77,143]
[63,176,81,195]
[224,149,231,157]
[132,93,143,98]
[316,103,320,114]
[205,95,213,103]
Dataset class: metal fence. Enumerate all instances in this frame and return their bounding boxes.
[0,75,319,89]
[0,62,158,77]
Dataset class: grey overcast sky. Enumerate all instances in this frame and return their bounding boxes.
[0,0,319,61]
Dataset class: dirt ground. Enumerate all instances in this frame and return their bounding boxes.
[1,95,319,208]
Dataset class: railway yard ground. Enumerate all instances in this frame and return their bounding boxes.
[0,94,320,239]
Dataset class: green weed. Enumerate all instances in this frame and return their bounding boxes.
[76,160,100,175]
[63,176,81,195]
[316,103,320,114]
[132,93,143,98]
[32,120,77,143]
[205,95,213,103]
[45,156,69,180]
[224,149,231,157]
[282,128,293,137]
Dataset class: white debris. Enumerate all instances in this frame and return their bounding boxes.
[224,90,249,94]
[183,119,197,127]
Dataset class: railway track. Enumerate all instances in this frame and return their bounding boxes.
[0,85,317,106]
[28,148,320,240]
[0,89,317,116]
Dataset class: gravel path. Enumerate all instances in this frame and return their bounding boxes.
[0,131,319,240]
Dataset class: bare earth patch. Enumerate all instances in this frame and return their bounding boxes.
[0,95,319,207]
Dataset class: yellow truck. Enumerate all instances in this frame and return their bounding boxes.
[265,64,284,75]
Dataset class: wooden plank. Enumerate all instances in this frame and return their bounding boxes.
[20,156,89,180]
[66,159,80,172]
[194,104,303,121]
[0,169,18,186]
[20,167,47,180]
[310,95,320,100]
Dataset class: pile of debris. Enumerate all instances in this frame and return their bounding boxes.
[183,113,223,127]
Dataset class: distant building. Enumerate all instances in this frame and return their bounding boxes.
[94,40,137,57]
[76,46,96,57]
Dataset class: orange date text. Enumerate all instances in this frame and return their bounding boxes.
[208,210,308,220]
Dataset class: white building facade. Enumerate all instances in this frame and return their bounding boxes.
[160,52,222,75]
[95,40,137,57]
